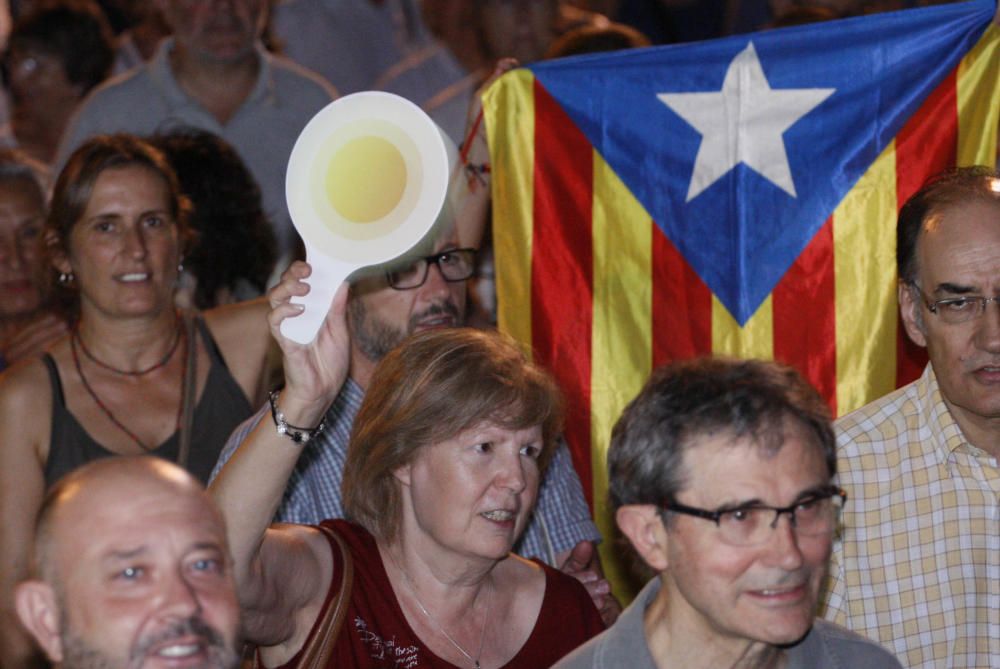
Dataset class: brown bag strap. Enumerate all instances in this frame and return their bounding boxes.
[299,525,353,669]
[249,525,353,669]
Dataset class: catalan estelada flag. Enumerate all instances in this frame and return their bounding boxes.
[484,1,999,595]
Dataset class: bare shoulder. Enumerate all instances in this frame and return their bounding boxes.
[202,298,270,350]
[0,352,55,459]
[201,300,273,400]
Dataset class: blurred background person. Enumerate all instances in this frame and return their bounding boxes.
[2,0,114,164]
[0,134,273,669]
[151,127,277,310]
[0,148,66,370]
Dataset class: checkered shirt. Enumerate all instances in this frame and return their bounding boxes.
[211,378,601,565]
[821,365,1000,668]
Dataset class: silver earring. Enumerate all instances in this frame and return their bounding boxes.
[178,257,185,274]
[58,271,74,285]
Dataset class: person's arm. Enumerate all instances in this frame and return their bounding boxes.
[209,263,351,654]
[0,361,54,669]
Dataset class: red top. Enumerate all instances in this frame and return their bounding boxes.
[272,519,605,669]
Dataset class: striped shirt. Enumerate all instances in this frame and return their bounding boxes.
[821,365,1000,668]
[211,378,601,565]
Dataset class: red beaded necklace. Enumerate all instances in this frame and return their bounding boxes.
[73,314,182,376]
[70,325,188,452]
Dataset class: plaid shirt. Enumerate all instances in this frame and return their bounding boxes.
[211,378,601,565]
[821,365,1000,668]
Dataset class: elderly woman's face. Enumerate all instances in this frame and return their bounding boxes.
[0,179,46,320]
[397,421,544,561]
[61,164,181,319]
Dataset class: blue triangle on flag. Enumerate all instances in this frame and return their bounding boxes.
[528,0,994,325]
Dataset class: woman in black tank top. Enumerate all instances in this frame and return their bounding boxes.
[0,135,276,669]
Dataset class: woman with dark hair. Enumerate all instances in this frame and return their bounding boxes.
[0,148,68,370]
[3,0,115,163]
[211,269,604,668]
[152,128,278,309]
[0,134,272,669]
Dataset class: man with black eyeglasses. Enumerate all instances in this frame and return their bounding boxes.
[210,224,619,622]
[555,357,901,669]
[821,166,1000,668]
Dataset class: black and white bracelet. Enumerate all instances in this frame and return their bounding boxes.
[268,389,327,445]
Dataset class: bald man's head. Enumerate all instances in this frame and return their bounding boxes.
[16,456,240,669]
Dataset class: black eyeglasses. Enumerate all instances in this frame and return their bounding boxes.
[662,486,846,547]
[907,281,1000,325]
[386,248,477,290]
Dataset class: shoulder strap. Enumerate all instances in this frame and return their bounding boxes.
[176,311,198,469]
[41,353,67,407]
[298,525,353,669]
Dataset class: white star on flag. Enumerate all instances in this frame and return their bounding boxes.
[658,42,835,202]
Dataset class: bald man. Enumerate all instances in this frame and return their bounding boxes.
[14,456,240,669]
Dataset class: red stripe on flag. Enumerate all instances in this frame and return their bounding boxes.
[651,224,712,367]
[773,218,838,415]
[893,69,958,386]
[531,80,595,501]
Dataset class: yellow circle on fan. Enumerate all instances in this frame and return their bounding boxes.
[325,136,407,223]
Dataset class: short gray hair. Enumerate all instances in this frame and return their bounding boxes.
[608,357,835,513]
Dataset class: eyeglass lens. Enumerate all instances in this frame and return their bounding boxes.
[716,495,842,546]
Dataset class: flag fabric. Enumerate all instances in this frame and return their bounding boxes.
[483,1,999,596]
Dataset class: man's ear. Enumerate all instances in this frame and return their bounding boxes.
[14,580,64,663]
[898,281,928,348]
[616,505,669,572]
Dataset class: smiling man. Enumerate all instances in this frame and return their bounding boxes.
[14,456,240,669]
[556,358,900,669]
[822,166,1000,668]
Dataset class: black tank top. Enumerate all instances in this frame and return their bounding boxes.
[42,316,254,486]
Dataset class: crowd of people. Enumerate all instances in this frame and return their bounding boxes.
[0,0,997,668]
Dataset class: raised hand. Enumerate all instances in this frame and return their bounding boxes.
[266,261,351,425]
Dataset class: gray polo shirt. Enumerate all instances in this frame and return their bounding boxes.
[554,577,903,669]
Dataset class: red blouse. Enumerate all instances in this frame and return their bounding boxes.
[272,519,605,669]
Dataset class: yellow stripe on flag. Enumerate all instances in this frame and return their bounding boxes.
[590,151,652,600]
[833,143,899,415]
[711,295,774,360]
[485,70,535,355]
[956,24,1000,168]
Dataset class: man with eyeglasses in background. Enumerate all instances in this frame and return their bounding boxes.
[210,223,621,623]
[820,166,1000,668]
[555,357,901,669]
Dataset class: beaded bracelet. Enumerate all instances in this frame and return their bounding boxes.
[268,389,328,445]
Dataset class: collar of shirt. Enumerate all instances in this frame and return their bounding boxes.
[148,37,277,126]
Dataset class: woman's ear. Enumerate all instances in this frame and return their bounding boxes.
[45,230,72,276]
[393,463,412,487]
[616,505,670,572]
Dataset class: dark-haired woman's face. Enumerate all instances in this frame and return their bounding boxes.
[60,165,181,319]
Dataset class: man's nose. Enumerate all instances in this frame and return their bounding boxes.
[159,572,203,618]
[974,299,1000,353]
[419,260,451,298]
[762,513,806,571]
